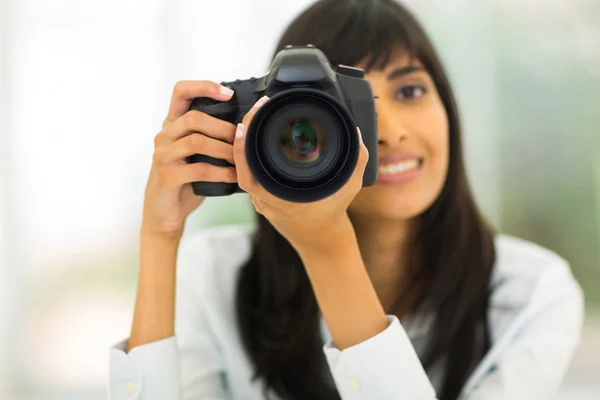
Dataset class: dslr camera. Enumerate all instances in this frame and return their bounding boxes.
[187,45,378,203]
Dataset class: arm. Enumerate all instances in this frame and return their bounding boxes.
[110,229,184,400]
[109,231,228,400]
[297,217,388,350]
[296,218,437,399]
[127,230,182,352]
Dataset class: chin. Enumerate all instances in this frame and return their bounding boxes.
[349,183,436,221]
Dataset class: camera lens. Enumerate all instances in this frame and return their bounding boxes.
[245,88,359,203]
[280,118,326,165]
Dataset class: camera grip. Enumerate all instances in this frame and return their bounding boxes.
[187,89,242,197]
[187,78,260,197]
[187,153,242,197]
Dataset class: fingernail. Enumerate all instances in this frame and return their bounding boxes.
[236,123,245,138]
[220,85,234,97]
[256,95,270,106]
[357,127,363,144]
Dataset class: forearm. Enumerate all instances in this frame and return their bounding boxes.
[297,218,388,350]
[127,230,182,353]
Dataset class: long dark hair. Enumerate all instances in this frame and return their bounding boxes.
[235,1,496,399]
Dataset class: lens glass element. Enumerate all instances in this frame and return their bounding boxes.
[279,118,326,165]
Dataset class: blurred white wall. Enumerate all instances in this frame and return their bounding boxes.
[1,0,20,397]
[1,0,6,392]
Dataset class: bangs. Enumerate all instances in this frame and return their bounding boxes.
[273,0,424,72]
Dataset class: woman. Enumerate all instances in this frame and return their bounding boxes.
[109,0,584,399]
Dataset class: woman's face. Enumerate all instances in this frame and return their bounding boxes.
[347,52,450,221]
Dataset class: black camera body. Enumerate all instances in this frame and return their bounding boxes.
[187,45,378,203]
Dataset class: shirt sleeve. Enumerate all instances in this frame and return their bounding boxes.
[459,260,584,400]
[108,235,229,400]
[322,315,438,399]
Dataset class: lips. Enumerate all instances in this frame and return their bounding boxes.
[377,153,423,184]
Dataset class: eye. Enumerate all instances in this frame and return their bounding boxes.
[394,85,427,101]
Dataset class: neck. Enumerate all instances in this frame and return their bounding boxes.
[348,212,417,317]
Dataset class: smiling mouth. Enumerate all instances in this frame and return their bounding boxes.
[378,158,423,176]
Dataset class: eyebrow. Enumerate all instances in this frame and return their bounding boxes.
[387,66,425,80]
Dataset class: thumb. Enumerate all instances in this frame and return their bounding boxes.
[353,126,370,185]
[232,123,257,194]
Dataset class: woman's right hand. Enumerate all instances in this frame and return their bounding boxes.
[141,80,238,238]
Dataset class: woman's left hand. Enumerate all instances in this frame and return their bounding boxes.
[233,95,369,255]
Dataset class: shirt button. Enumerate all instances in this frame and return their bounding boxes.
[347,377,361,390]
[124,381,135,395]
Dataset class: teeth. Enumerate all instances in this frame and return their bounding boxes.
[378,159,420,175]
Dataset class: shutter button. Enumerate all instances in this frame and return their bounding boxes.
[336,65,365,78]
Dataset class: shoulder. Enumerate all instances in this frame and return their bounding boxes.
[493,234,571,279]
[492,234,579,300]
[489,233,584,340]
[461,236,585,396]
[176,223,257,303]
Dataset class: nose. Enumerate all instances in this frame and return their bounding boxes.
[376,102,408,146]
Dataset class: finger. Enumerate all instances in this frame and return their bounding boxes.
[234,96,270,195]
[241,95,270,128]
[351,127,370,188]
[154,133,235,166]
[232,123,260,194]
[160,110,237,145]
[158,162,237,190]
[232,122,278,204]
[163,80,234,128]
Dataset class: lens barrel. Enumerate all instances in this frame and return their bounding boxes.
[246,88,360,202]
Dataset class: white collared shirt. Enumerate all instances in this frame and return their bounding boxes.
[109,224,584,400]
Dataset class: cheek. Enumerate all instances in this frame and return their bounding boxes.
[426,104,450,190]
[406,102,450,215]
[349,101,450,219]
